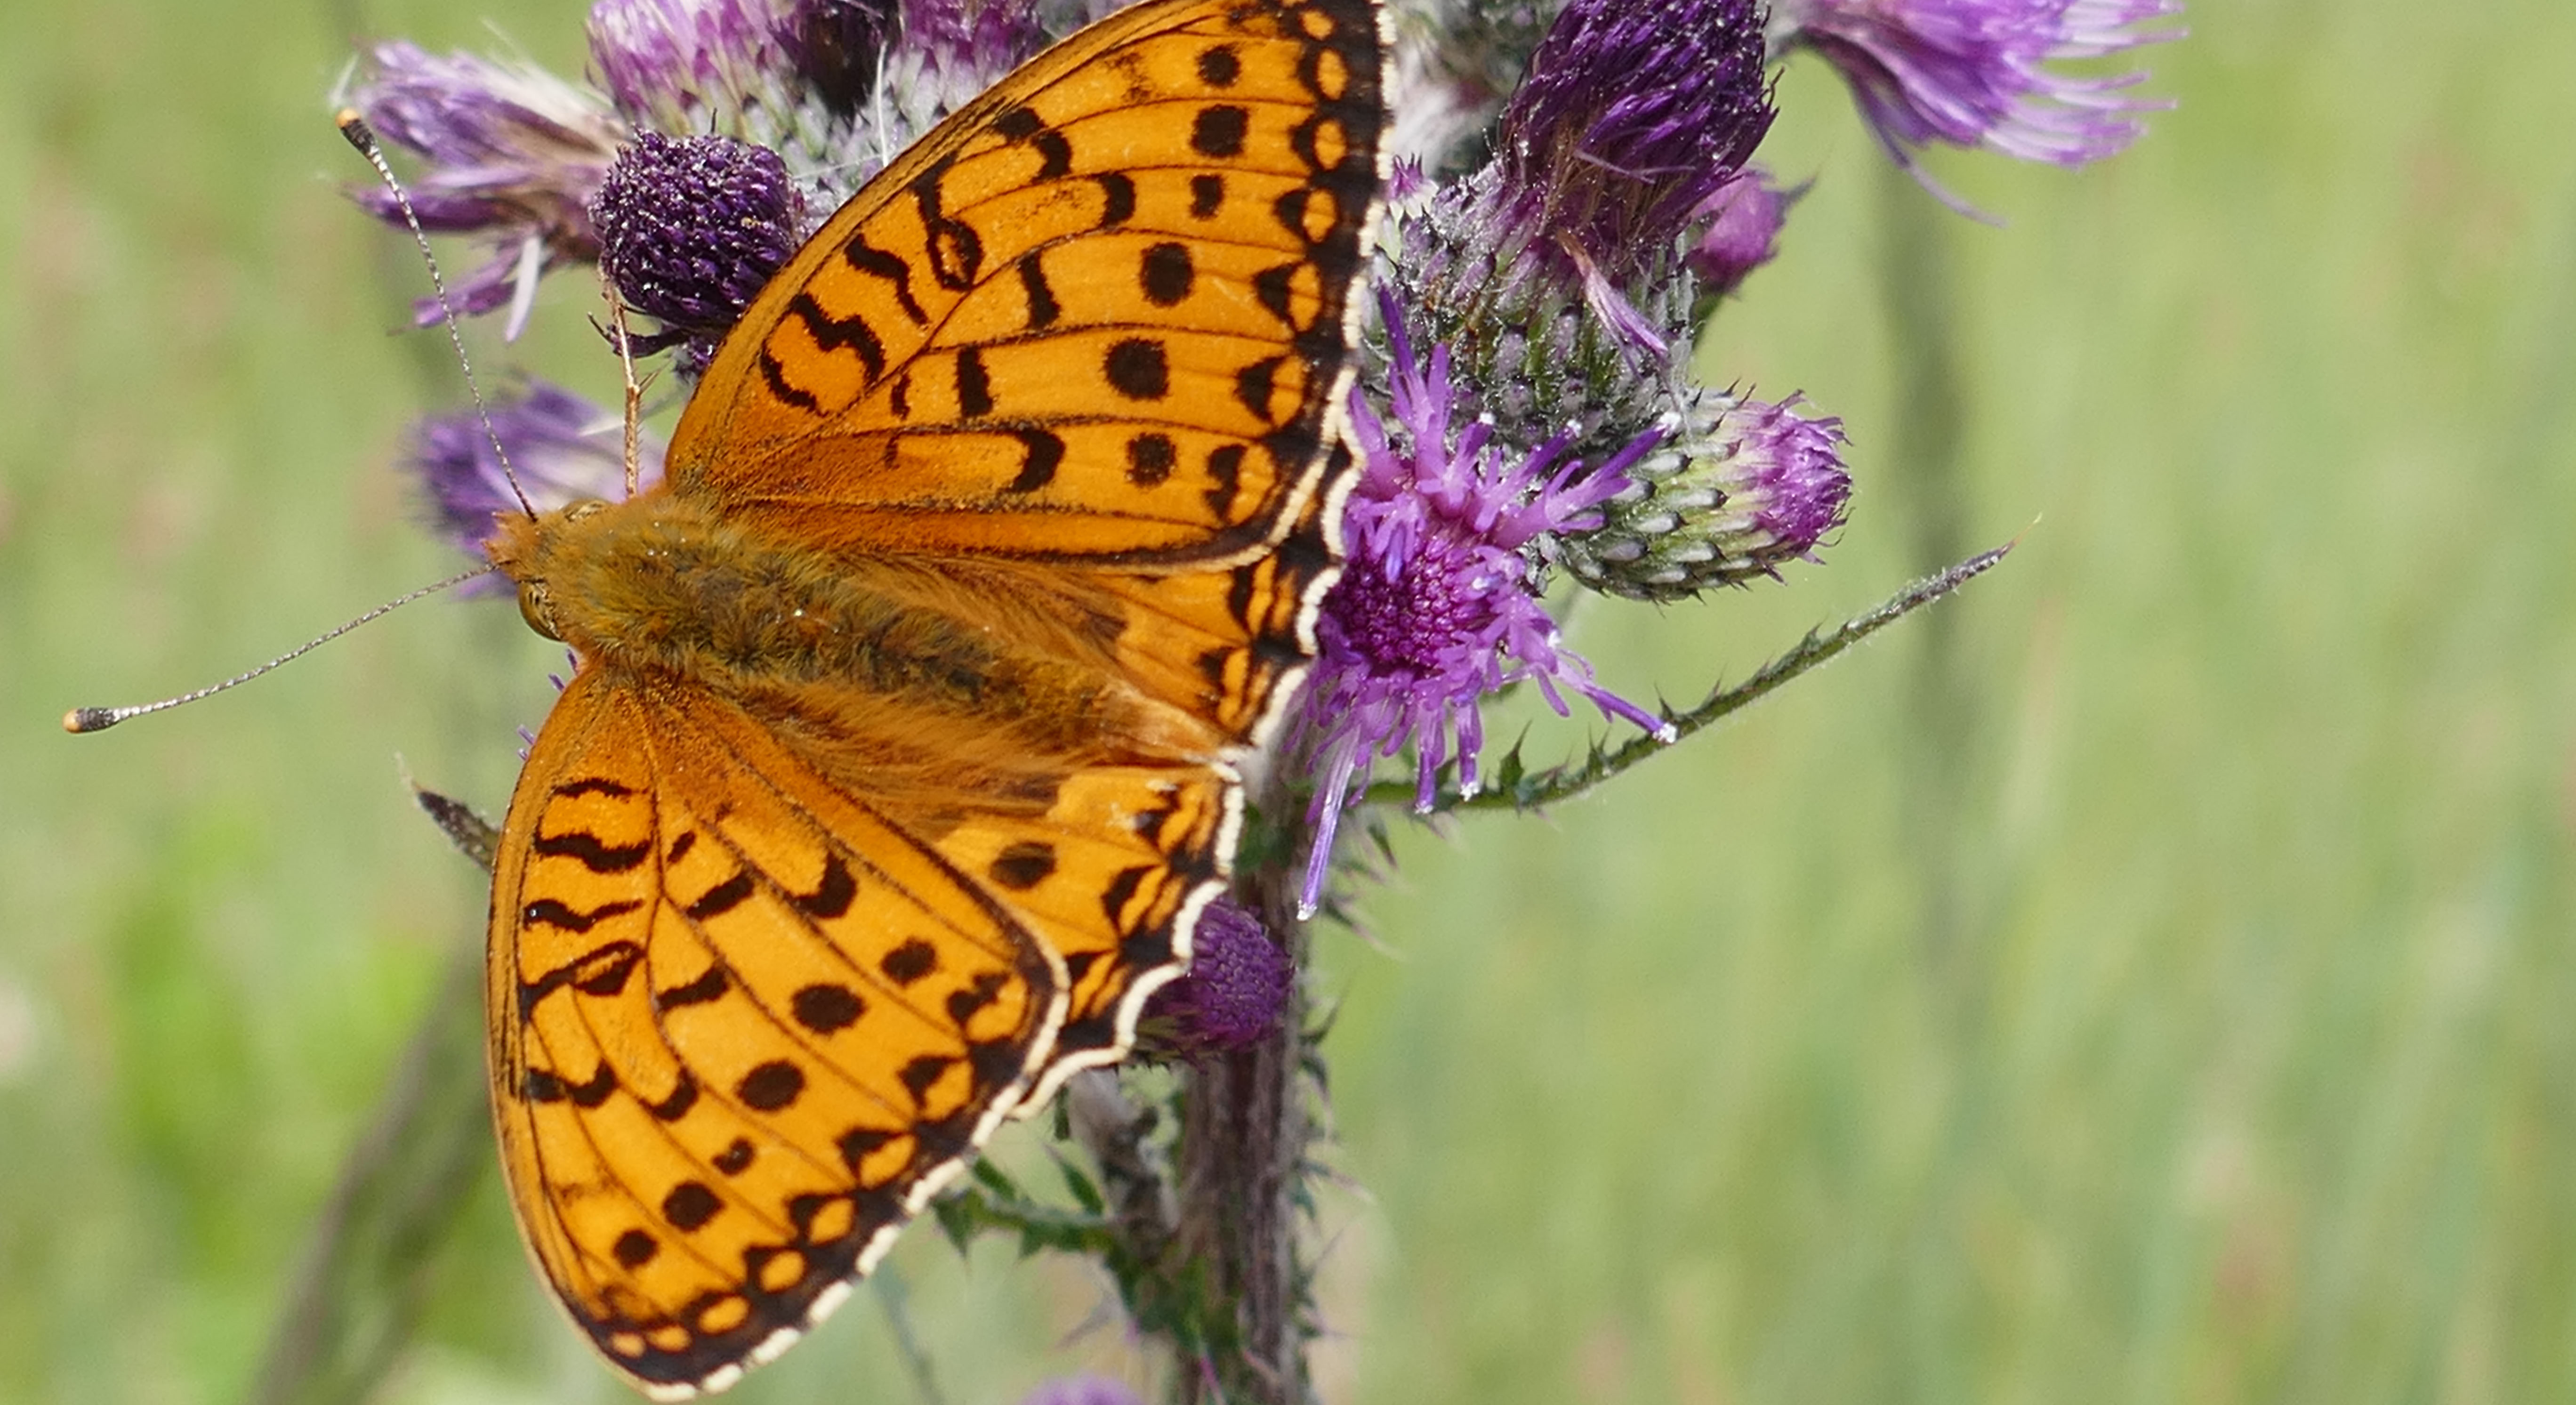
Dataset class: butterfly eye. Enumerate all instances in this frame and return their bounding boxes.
[517,580,562,641]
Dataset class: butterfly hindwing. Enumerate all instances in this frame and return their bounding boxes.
[492,671,1064,1397]
[669,0,1387,567]
[932,759,1241,1110]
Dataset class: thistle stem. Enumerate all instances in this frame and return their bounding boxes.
[1169,795,1316,1405]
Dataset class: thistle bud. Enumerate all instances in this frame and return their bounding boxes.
[1556,391,1852,599]
[591,132,806,366]
[1140,899,1293,1056]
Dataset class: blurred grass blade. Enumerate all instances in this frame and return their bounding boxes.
[243,933,490,1405]
[243,791,499,1405]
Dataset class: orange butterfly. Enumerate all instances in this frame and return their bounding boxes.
[479,0,1386,1394]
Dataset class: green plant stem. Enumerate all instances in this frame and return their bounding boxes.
[1358,542,2015,816]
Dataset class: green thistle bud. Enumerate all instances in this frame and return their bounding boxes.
[1555,389,1852,600]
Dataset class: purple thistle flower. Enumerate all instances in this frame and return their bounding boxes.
[1556,389,1851,599]
[405,381,665,578]
[1297,294,1674,915]
[344,44,628,338]
[592,132,806,366]
[1017,1377,1146,1405]
[587,0,801,135]
[875,0,1049,124]
[1494,0,1774,296]
[1142,899,1292,1056]
[786,0,902,116]
[1771,0,2181,203]
[1685,163,1794,297]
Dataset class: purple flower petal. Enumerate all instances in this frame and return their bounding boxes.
[344,43,627,333]
[1774,0,2182,204]
[1495,0,1774,283]
[1018,1377,1147,1405]
[1685,163,1794,296]
[587,0,801,133]
[403,381,666,580]
[1295,291,1671,914]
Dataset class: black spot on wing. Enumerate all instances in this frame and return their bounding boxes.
[1140,241,1194,307]
[684,870,755,921]
[843,232,927,324]
[519,938,644,1016]
[897,1055,953,1102]
[655,964,729,1009]
[1096,172,1137,226]
[1017,251,1061,329]
[567,1063,617,1107]
[792,852,857,919]
[791,983,866,1033]
[836,1125,896,1172]
[662,1181,723,1231]
[1100,865,1151,926]
[522,898,642,934]
[738,1060,806,1111]
[1205,444,1245,520]
[915,169,983,289]
[759,350,821,414]
[787,290,887,382]
[945,971,1008,1025]
[991,105,1071,178]
[1235,356,1282,424]
[1253,263,1300,329]
[647,1071,699,1121]
[1006,428,1064,493]
[1104,339,1169,400]
[531,828,650,873]
[988,840,1056,890]
[1189,173,1224,219]
[880,938,939,985]
[956,346,994,419]
[1191,105,1249,158]
[1127,432,1176,486]
[1226,557,1260,628]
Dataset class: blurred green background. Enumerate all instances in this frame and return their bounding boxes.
[6,0,2574,1401]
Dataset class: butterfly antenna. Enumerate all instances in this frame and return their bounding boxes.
[63,566,492,735]
[335,109,538,519]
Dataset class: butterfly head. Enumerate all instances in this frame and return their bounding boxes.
[486,498,614,643]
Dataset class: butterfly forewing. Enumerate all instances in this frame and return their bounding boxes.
[670,0,1386,566]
